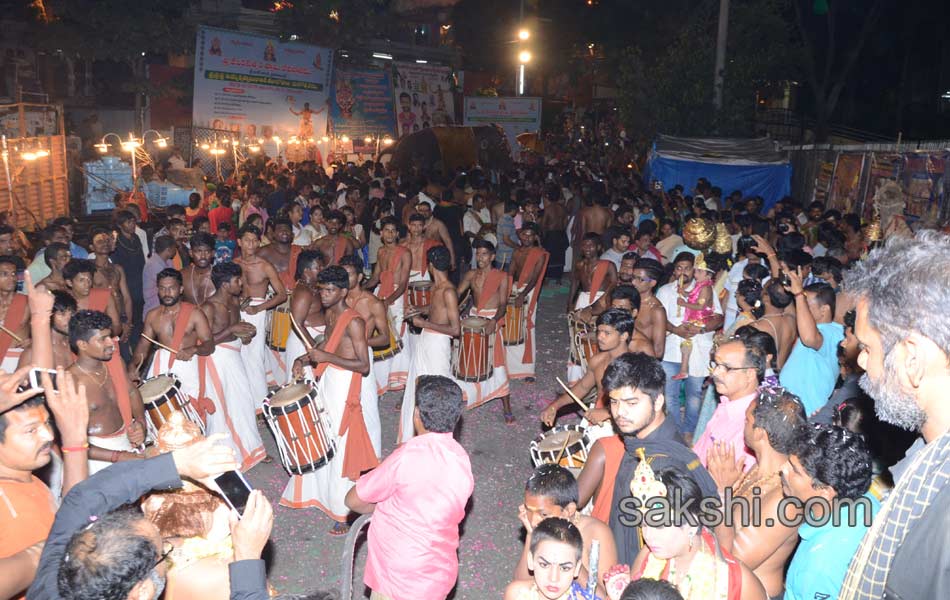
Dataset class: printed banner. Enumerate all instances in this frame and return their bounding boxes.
[861,153,903,221]
[463,96,541,160]
[193,26,333,144]
[330,66,396,154]
[827,153,865,213]
[392,62,455,137]
[901,152,947,223]
[813,159,836,204]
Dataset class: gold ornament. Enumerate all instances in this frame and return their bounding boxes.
[629,447,668,511]
[712,222,733,254]
[683,217,715,251]
[694,252,709,272]
[865,208,883,244]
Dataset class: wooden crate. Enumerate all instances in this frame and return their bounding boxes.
[0,134,69,231]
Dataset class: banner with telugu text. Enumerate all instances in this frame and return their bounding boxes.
[330,66,396,154]
[193,26,333,145]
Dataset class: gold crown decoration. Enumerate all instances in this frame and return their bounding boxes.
[865,208,883,244]
[683,217,715,251]
[629,447,668,511]
[712,222,733,254]
[694,252,712,272]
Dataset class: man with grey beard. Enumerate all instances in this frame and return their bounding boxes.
[839,231,950,600]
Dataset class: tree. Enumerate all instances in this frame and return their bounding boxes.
[790,0,884,141]
[274,0,393,49]
[30,0,194,128]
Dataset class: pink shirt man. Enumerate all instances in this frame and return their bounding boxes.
[356,431,474,600]
[692,392,758,472]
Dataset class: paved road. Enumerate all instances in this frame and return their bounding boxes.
[246,285,579,598]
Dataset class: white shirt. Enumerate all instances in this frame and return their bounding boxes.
[600,248,624,270]
[657,279,723,377]
[723,258,749,330]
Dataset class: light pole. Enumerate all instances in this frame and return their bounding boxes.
[518,50,531,96]
[713,0,730,109]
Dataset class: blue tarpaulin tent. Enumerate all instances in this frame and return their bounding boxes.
[646,135,792,211]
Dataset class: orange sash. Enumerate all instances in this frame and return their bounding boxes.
[376,245,408,300]
[515,248,549,363]
[83,289,133,429]
[88,288,111,313]
[419,239,442,274]
[591,435,625,523]
[314,308,379,480]
[476,269,507,367]
[588,259,611,305]
[0,294,27,360]
[167,302,215,422]
[329,236,348,265]
[279,245,304,290]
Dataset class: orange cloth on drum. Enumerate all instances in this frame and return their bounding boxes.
[514,247,549,364]
[476,269,508,368]
[314,308,379,480]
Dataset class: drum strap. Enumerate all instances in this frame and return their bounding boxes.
[0,294,26,360]
[194,356,217,424]
[315,308,379,481]
[476,269,506,310]
[377,245,408,301]
[517,248,550,364]
[588,260,611,305]
[167,303,196,370]
[332,236,348,265]
[105,352,133,429]
[279,246,304,290]
[420,239,441,274]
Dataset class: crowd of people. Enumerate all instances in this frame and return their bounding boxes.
[0,132,947,600]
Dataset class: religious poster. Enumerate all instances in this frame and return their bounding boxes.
[192,26,333,147]
[463,96,542,161]
[392,61,455,137]
[812,158,836,205]
[861,153,903,221]
[330,66,397,154]
[901,152,947,224]
[827,153,866,213]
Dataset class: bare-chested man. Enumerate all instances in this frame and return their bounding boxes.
[364,217,411,306]
[89,228,133,340]
[568,232,617,313]
[280,265,380,534]
[575,193,613,243]
[63,259,121,336]
[540,188,570,282]
[399,246,460,442]
[752,280,797,369]
[257,217,298,286]
[286,250,326,381]
[339,255,390,349]
[507,223,549,381]
[456,240,512,422]
[403,213,442,279]
[0,255,30,372]
[181,232,216,306]
[68,309,146,473]
[576,252,639,324]
[414,200,455,267]
[35,242,71,293]
[541,309,634,438]
[198,261,266,470]
[630,258,668,358]
[19,290,77,369]
[605,285,655,356]
[313,210,358,266]
[235,223,289,394]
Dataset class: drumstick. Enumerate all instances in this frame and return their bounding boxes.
[0,324,23,344]
[555,376,591,412]
[553,432,573,465]
[288,312,313,351]
[141,334,177,355]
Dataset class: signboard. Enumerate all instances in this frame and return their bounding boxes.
[330,66,396,154]
[193,26,333,142]
[463,96,542,160]
[392,61,455,137]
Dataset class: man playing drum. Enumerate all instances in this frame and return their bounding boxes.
[282,266,381,534]
[198,261,266,471]
[257,217,301,290]
[505,223,549,382]
[235,224,288,398]
[287,250,327,383]
[68,309,147,473]
[606,285,656,356]
[629,258,668,359]
[541,309,635,444]
[399,246,460,443]
[403,213,443,283]
[129,268,215,431]
[566,233,617,383]
[455,240,513,423]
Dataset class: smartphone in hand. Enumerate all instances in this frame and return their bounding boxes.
[214,470,253,517]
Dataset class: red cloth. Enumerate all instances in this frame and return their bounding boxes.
[208,205,234,237]
[0,294,27,362]
[591,436,625,523]
[515,247,549,364]
[588,259,612,305]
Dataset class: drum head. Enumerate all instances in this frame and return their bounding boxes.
[139,375,177,400]
[537,429,584,452]
[409,281,432,290]
[268,383,314,408]
[461,317,489,329]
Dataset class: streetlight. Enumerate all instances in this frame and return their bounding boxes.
[518,29,530,40]
[142,129,168,149]
[518,51,531,96]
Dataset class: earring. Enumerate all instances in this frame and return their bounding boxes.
[688,531,695,551]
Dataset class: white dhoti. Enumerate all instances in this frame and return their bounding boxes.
[240,298,285,401]
[402,271,431,359]
[453,308,510,410]
[285,324,325,384]
[505,287,538,380]
[399,328,453,443]
[279,363,381,520]
[567,291,604,384]
[88,426,134,474]
[371,294,411,395]
[1,348,23,374]
[203,342,266,471]
[149,348,201,404]
[362,349,382,458]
